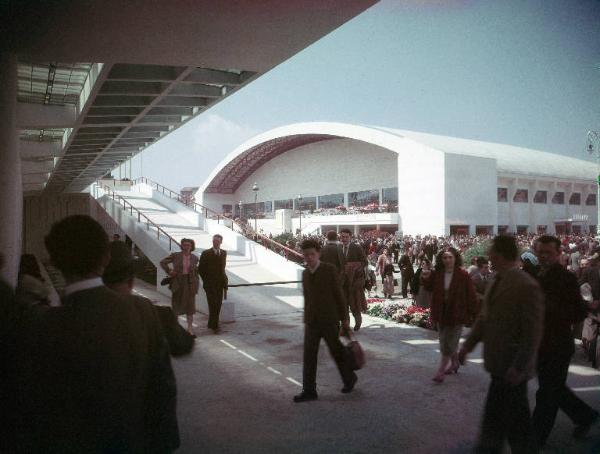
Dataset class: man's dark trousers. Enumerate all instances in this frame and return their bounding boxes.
[477,377,537,454]
[205,287,223,330]
[533,352,598,445]
[302,323,354,391]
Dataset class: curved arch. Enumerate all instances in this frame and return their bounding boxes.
[200,122,425,194]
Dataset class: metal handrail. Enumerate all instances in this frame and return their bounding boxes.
[95,182,181,251]
[132,176,305,264]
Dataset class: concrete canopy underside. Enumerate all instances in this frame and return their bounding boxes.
[7,0,377,194]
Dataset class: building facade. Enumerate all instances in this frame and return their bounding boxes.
[197,123,597,236]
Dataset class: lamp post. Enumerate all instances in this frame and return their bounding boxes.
[252,182,259,234]
[238,200,243,220]
[297,194,303,235]
[586,131,600,237]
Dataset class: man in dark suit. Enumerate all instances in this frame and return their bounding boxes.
[320,230,344,273]
[532,235,599,446]
[339,228,368,330]
[294,239,356,403]
[36,215,179,453]
[459,235,544,453]
[199,233,228,333]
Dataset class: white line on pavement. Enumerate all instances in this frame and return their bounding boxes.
[237,350,258,361]
[267,367,282,375]
[286,377,302,387]
[220,340,237,350]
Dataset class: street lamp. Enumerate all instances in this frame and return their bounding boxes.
[297,194,303,235]
[252,182,259,234]
[238,200,243,219]
[586,130,600,237]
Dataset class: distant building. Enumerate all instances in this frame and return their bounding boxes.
[198,122,597,236]
[180,186,199,206]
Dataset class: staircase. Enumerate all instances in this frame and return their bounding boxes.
[91,178,305,321]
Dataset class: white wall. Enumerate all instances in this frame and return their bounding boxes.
[203,138,398,211]
[444,153,497,234]
[397,143,446,235]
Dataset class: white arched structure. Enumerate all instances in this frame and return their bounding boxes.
[198,122,597,236]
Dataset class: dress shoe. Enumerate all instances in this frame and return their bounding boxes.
[432,374,445,384]
[293,390,318,403]
[573,412,599,439]
[342,373,358,393]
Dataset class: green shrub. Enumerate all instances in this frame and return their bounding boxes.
[462,239,491,266]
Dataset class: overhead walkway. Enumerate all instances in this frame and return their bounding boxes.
[91,178,305,321]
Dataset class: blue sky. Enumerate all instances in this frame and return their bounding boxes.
[127,0,600,191]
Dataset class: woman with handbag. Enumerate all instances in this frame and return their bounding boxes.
[422,247,478,383]
[160,238,199,337]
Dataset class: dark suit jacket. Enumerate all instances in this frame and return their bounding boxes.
[580,266,600,300]
[537,263,587,356]
[341,242,367,267]
[320,242,344,273]
[198,248,228,290]
[464,267,544,379]
[32,286,179,453]
[303,262,347,325]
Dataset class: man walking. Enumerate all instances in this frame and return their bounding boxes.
[320,230,344,273]
[459,235,544,453]
[294,239,356,402]
[532,235,599,446]
[339,228,367,330]
[199,234,228,333]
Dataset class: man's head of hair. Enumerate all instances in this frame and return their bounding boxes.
[301,239,321,252]
[103,241,135,285]
[476,256,488,268]
[535,234,561,251]
[490,235,518,261]
[326,230,338,241]
[45,215,109,277]
[339,228,352,236]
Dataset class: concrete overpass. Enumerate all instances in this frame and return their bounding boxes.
[0,0,377,284]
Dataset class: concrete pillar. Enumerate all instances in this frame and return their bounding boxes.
[0,53,22,286]
[353,225,359,236]
[508,178,516,233]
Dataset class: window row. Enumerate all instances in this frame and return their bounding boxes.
[497,188,597,206]
[450,224,597,235]
[232,187,399,214]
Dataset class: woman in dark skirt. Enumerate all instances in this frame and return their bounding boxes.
[160,238,199,336]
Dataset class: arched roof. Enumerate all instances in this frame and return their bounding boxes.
[201,122,596,194]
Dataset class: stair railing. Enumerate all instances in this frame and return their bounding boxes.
[132,177,305,264]
[94,182,181,252]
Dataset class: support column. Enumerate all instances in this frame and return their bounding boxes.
[0,53,22,286]
[508,178,516,233]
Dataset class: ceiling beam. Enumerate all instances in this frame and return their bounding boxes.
[17,102,78,128]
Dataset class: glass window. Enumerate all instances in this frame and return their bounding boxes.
[274,199,293,210]
[296,196,316,211]
[513,189,528,203]
[569,193,581,205]
[318,193,344,209]
[348,189,379,207]
[516,225,528,234]
[382,187,398,211]
[222,204,232,215]
[537,225,547,234]
[243,202,265,217]
[533,191,547,204]
[590,225,597,234]
[475,225,493,235]
[552,192,564,204]
[264,201,273,213]
[497,188,508,202]
[586,194,596,206]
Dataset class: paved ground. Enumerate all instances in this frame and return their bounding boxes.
[134,280,600,454]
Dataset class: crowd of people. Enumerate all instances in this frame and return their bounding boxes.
[1,215,599,452]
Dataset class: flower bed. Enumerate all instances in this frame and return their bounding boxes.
[365,299,434,330]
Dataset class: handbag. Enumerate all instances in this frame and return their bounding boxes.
[344,335,366,370]
[160,277,172,286]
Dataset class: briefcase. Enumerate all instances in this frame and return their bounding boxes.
[344,339,366,370]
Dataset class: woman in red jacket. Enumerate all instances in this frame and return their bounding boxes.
[422,247,478,383]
